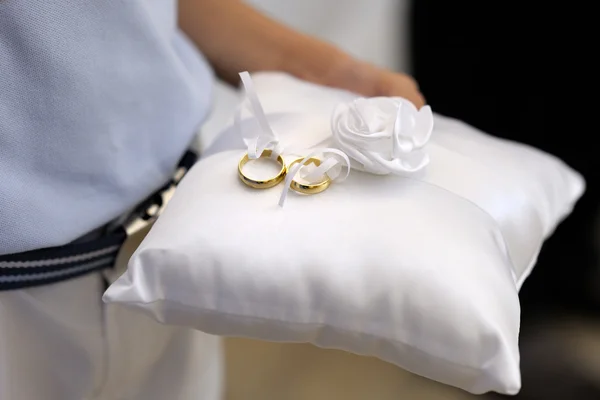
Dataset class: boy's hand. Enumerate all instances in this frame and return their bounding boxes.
[321,55,426,108]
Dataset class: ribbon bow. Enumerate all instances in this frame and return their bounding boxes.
[235,72,350,208]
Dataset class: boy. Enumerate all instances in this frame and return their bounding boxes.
[0,1,424,398]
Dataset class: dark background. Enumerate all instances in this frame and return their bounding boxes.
[410,2,599,398]
[411,1,598,314]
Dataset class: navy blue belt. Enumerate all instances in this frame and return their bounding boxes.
[0,150,198,291]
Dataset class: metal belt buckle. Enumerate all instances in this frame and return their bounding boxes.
[110,166,186,280]
[124,165,185,237]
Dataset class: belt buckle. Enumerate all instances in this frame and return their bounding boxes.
[125,183,177,237]
[107,163,189,282]
[124,165,185,237]
[110,181,179,280]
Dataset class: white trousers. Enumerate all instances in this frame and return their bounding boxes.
[0,271,224,400]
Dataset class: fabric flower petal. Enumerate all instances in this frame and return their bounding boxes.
[331,97,434,175]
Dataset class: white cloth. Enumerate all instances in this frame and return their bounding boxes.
[0,270,223,400]
[331,97,434,174]
[104,73,585,395]
[204,73,585,281]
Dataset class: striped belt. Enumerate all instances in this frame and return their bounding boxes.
[0,150,197,291]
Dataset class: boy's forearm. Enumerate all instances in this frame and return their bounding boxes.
[179,0,426,107]
[178,0,351,86]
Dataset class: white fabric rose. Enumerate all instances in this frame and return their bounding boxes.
[331,97,434,175]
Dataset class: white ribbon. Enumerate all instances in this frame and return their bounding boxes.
[236,71,283,160]
[278,148,350,208]
[236,71,351,208]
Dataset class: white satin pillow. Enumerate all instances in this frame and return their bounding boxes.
[104,73,584,395]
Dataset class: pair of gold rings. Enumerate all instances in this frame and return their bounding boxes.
[238,150,330,195]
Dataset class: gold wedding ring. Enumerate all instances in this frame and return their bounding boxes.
[238,149,287,189]
[288,157,331,195]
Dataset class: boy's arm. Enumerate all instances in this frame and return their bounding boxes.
[179,0,425,108]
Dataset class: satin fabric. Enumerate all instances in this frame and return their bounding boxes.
[104,73,584,395]
[205,73,584,283]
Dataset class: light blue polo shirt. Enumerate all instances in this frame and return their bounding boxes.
[0,1,214,255]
